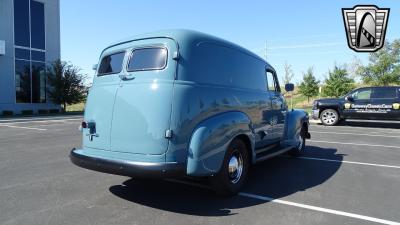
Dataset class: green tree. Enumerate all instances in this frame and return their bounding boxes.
[323,65,355,97]
[299,67,319,102]
[357,39,400,85]
[46,60,87,112]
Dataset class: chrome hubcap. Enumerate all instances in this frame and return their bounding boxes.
[321,111,337,125]
[228,150,243,184]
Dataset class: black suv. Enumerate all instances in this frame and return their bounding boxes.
[312,86,400,126]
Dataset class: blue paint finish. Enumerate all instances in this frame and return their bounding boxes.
[75,30,309,178]
[281,109,309,147]
[186,111,253,176]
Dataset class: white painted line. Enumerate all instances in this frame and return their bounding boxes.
[310,124,400,134]
[239,192,400,225]
[311,131,400,138]
[293,156,400,169]
[0,116,83,123]
[1,118,82,125]
[166,179,400,225]
[309,140,400,149]
[0,125,46,131]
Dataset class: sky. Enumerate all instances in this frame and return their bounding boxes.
[60,0,400,85]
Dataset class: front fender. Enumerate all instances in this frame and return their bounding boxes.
[281,109,309,147]
[186,111,254,176]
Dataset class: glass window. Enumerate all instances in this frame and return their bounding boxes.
[31,50,45,61]
[32,62,46,103]
[14,0,30,47]
[371,87,397,99]
[127,48,167,71]
[30,1,45,50]
[97,52,125,76]
[266,71,279,92]
[15,60,31,103]
[352,88,371,100]
[15,48,30,60]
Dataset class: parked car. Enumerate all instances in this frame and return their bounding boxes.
[70,30,310,195]
[312,86,400,126]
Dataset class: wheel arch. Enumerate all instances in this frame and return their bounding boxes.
[186,111,255,176]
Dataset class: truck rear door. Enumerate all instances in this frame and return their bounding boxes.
[83,51,125,150]
[110,38,177,155]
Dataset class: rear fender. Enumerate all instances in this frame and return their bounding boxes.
[186,111,255,176]
[281,109,310,148]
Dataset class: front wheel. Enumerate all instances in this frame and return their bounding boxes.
[210,138,249,196]
[320,109,339,126]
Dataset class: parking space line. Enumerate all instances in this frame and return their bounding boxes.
[1,118,82,125]
[310,124,400,133]
[0,116,82,123]
[0,125,47,131]
[291,156,400,169]
[309,140,400,149]
[239,192,400,225]
[166,179,400,225]
[311,131,400,138]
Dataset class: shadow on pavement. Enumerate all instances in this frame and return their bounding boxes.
[109,146,341,216]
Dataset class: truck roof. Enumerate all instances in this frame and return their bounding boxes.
[103,29,268,66]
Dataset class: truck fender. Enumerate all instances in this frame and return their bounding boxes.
[281,109,310,148]
[186,111,255,176]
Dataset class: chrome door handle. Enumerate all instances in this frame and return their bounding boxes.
[119,74,135,81]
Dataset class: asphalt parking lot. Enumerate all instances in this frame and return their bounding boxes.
[0,115,399,225]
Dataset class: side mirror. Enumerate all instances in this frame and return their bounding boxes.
[345,96,354,102]
[92,64,98,71]
[285,83,294,92]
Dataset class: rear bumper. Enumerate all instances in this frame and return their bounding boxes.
[70,148,185,178]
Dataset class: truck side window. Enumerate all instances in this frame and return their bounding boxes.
[352,88,372,100]
[127,48,167,72]
[97,52,125,76]
[371,87,397,99]
[266,71,280,92]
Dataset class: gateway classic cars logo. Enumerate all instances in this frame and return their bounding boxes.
[342,5,390,52]
[344,103,399,113]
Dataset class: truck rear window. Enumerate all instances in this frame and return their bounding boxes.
[127,48,167,72]
[97,52,125,76]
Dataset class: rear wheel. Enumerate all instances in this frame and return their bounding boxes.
[320,109,339,126]
[210,138,249,196]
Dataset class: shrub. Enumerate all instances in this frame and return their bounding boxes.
[49,109,59,114]
[2,110,13,116]
[38,109,49,114]
[21,110,33,115]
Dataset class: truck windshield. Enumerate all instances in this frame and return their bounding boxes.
[127,48,167,72]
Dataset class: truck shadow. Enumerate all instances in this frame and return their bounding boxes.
[109,146,342,216]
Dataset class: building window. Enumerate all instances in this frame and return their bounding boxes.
[15,60,31,103]
[14,0,30,47]
[30,0,45,50]
[14,0,46,103]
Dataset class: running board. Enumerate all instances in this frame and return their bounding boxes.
[255,146,292,163]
